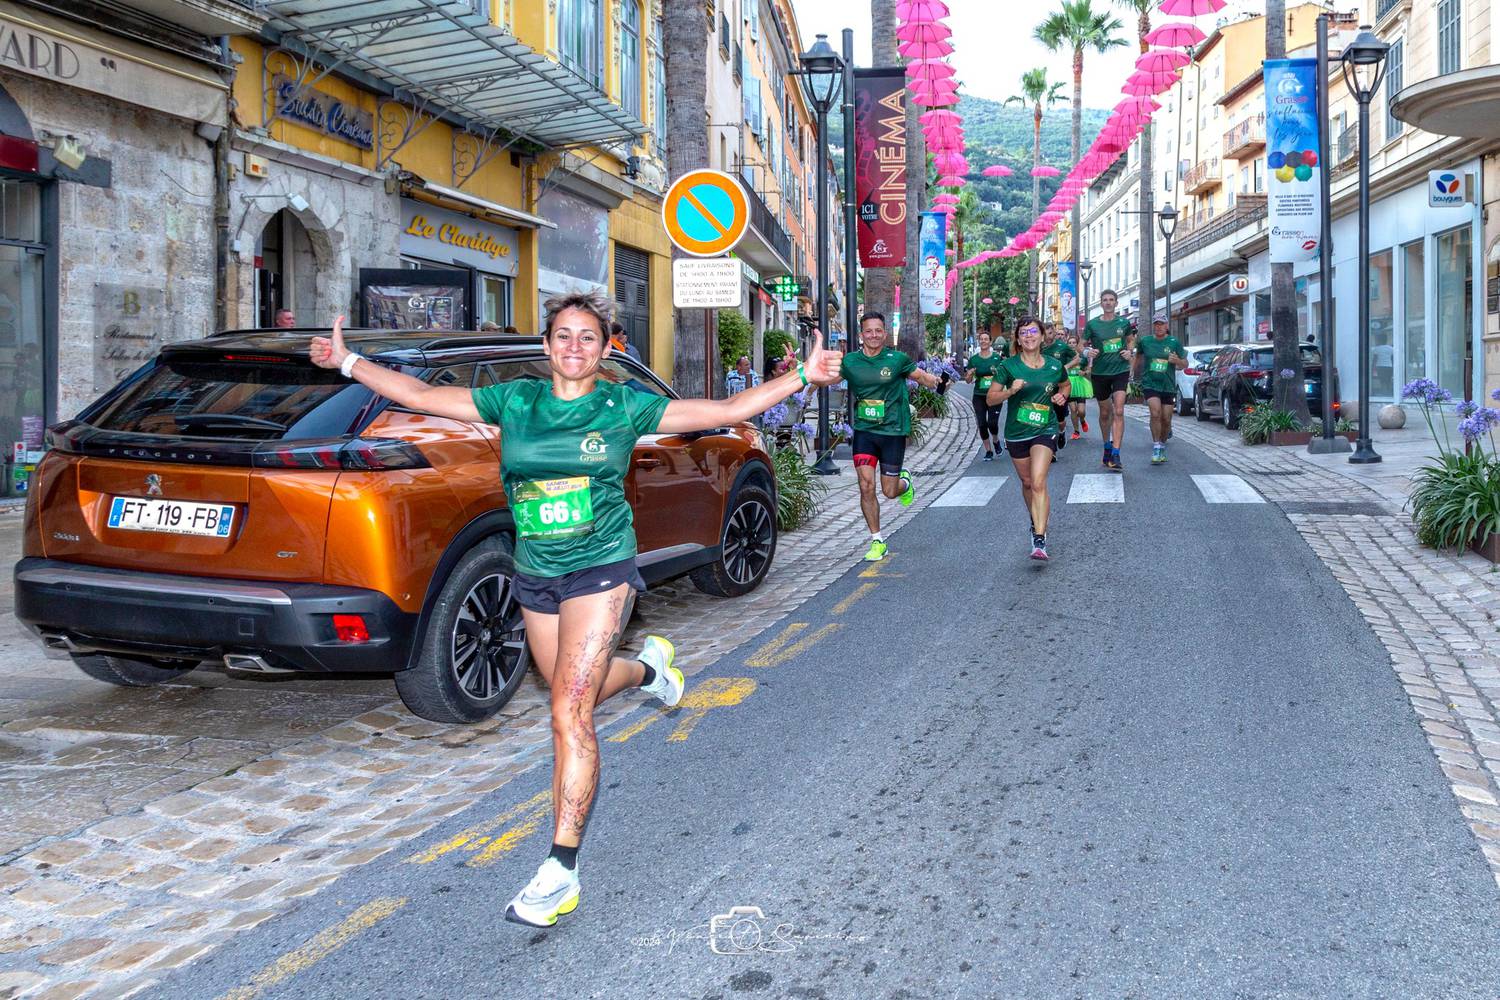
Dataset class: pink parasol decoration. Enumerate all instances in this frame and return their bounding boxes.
[1008,297,1020,304]
[982,165,1013,177]
[1146,21,1206,47]
[982,297,993,304]
[1158,0,1226,15]
[936,175,967,187]
[907,60,957,80]
[918,109,960,125]
[896,0,951,17]
[1031,165,1060,177]
[1116,95,1163,114]
[895,21,952,43]
[1137,49,1190,72]
[1126,68,1180,93]
[912,90,960,107]
[932,192,959,202]
[898,37,954,58]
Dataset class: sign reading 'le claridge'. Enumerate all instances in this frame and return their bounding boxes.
[1264,58,1322,264]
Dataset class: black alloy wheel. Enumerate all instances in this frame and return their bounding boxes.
[722,494,775,587]
[451,573,527,702]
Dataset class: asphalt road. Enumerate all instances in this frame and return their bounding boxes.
[149,429,1500,1000]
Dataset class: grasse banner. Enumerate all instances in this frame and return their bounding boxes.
[1058,262,1077,331]
[853,68,908,268]
[1264,58,1322,263]
[918,212,947,314]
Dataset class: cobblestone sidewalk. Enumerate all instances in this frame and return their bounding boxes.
[1154,413,1500,891]
[0,410,978,1000]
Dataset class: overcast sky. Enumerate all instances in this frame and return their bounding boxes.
[794,1,1361,110]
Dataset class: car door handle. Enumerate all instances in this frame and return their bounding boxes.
[634,456,662,470]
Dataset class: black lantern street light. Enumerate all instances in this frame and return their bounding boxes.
[1342,25,1389,465]
[797,33,844,475]
[1078,259,1094,326]
[1158,203,1178,331]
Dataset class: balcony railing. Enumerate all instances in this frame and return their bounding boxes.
[1183,159,1222,194]
[733,41,743,82]
[1334,123,1358,170]
[746,182,793,265]
[1170,194,1267,262]
[719,13,730,58]
[1377,0,1410,24]
[1223,114,1266,160]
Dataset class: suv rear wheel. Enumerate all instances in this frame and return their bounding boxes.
[1195,389,1211,421]
[691,483,777,598]
[395,536,530,723]
[71,653,197,687]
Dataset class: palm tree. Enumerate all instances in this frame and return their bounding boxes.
[1005,69,1067,315]
[1036,0,1126,334]
[1116,0,1155,332]
[663,2,710,395]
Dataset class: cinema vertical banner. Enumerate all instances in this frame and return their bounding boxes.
[1264,58,1322,263]
[918,212,947,314]
[853,68,908,268]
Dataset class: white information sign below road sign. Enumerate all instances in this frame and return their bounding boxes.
[672,258,742,309]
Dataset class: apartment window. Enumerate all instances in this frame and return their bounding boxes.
[1438,0,1461,75]
[619,0,641,117]
[1385,39,1403,141]
[653,16,666,152]
[559,0,602,86]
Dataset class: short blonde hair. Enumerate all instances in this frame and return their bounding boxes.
[542,289,615,340]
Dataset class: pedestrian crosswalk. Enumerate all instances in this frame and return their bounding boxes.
[935,471,1266,506]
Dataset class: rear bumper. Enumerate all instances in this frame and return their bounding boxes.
[13,558,418,673]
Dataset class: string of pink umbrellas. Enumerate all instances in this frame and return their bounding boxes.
[894,0,1228,308]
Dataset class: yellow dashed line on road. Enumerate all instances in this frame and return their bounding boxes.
[217,897,407,1000]
[859,558,904,579]
[405,790,551,865]
[745,623,842,668]
[831,582,878,615]
[467,795,554,868]
[609,676,759,744]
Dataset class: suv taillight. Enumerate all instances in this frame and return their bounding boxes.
[252,438,430,471]
[1184,367,1201,376]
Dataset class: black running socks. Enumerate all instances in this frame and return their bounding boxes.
[549,842,578,870]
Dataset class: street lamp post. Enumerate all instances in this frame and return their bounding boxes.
[1079,260,1094,326]
[797,34,844,475]
[1158,204,1178,333]
[1342,25,1389,465]
[1310,14,1352,455]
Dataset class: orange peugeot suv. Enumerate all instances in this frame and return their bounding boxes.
[14,329,778,722]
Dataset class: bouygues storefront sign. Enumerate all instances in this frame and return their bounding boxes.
[273,75,374,150]
[400,200,520,278]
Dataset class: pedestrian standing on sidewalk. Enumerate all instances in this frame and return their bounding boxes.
[988,316,1069,561]
[1083,290,1135,471]
[1135,313,1187,464]
[842,311,949,562]
[1065,333,1092,440]
[308,291,843,929]
[964,331,1004,462]
[1043,325,1080,455]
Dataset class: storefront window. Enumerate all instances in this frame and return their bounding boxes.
[482,275,511,327]
[1403,239,1425,386]
[1369,249,1394,399]
[1435,225,1472,396]
[537,188,610,307]
[0,177,46,498]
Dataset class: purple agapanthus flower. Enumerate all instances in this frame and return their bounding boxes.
[1457,399,1480,419]
[1401,377,1453,406]
[1280,368,1296,379]
[761,402,789,427]
[790,421,816,438]
[831,421,853,439]
[1492,387,1500,403]
[1458,406,1500,442]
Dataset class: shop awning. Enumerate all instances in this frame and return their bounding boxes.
[259,0,645,150]
[405,178,557,229]
[1154,274,1232,314]
[1391,65,1500,139]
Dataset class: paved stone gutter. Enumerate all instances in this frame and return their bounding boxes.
[0,410,977,1000]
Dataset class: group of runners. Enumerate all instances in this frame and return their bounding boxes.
[304,287,1184,929]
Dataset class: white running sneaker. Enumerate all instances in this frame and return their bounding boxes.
[638,635,683,707]
[504,858,580,928]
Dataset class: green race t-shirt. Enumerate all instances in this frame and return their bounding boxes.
[966,351,1004,398]
[999,354,1066,441]
[841,348,917,435]
[1086,316,1134,376]
[1137,334,1185,394]
[472,379,670,579]
[1043,340,1078,369]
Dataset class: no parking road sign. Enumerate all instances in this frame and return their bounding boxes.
[662,169,750,257]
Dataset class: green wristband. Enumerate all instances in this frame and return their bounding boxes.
[797,363,808,387]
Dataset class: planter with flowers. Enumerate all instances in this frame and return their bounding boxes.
[1402,379,1500,563]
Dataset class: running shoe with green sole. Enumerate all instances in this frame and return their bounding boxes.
[864,538,888,562]
[898,472,915,506]
[505,858,580,928]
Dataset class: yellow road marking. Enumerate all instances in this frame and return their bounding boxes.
[405,789,551,865]
[468,796,553,868]
[218,898,407,1000]
[743,622,808,666]
[668,677,757,742]
[859,557,904,579]
[831,582,878,615]
[746,623,842,668]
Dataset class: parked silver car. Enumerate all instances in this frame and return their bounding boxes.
[1174,345,1225,415]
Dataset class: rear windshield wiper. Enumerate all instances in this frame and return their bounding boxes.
[172,413,289,432]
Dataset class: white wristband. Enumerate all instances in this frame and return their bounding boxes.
[339,353,363,378]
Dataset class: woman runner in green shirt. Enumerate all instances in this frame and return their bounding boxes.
[963,331,1004,461]
[309,291,842,928]
[987,316,1070,561]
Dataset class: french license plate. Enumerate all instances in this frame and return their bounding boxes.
[107,496,236,537]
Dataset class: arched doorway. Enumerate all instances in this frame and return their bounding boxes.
[255,208,319,327]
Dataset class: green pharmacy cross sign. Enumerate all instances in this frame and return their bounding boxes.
[770,275,802,302]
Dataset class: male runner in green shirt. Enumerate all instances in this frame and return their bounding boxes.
[842,311,948,561]
[1083,289,1136,471]
[1135,312,1188,464]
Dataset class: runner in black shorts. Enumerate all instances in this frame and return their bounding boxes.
[964,332,1004,461]
[310,292,843,928]
[1135,312,1188,464]
[841,312,948,562]
[987,316,1069,561]
[1083,289,1136,471]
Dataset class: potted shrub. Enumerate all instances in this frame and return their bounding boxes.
[1403,380,1500,563]
[1239,406,1306,446]
[1307,416,1359,443]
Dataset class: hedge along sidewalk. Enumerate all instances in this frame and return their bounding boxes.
[0,408,977,1000]
[1146,411,1500,890]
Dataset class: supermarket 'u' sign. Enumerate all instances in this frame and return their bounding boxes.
[662,169,750,257]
